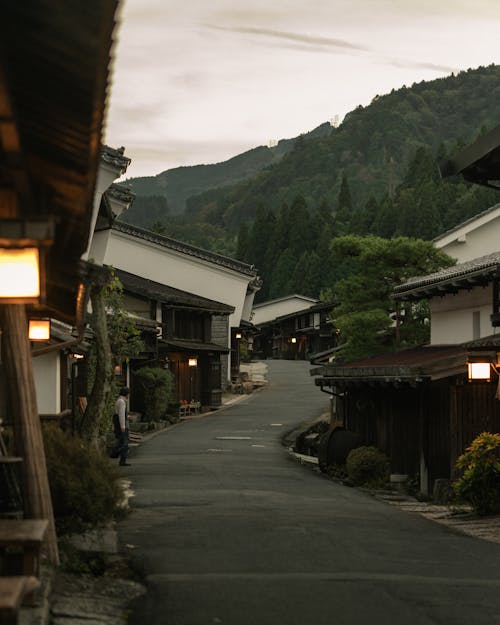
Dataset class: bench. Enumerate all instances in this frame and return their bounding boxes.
[0,576,40,625]
[0,519,48,578]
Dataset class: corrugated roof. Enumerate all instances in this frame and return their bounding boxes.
[315,345,467,385]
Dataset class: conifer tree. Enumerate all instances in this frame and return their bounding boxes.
[334,175,353,235]
[236,221,250,261]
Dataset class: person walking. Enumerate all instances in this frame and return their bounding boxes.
[112,386,131,466]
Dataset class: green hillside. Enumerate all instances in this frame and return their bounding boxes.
[184,65,500,229]
[124,123,332,215]
[121,65,500,236]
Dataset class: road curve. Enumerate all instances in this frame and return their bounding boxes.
[120,360,500,625]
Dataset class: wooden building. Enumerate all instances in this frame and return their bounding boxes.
[115,269,234,410]
[0,1,119,563]
[314,125,500,497]
[253,296,336,359]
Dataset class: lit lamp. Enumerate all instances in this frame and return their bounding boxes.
[291,337,297,344]
[235,332,242,339]
[28,318,50,341]
[188,357,198,367]
[468,361,491,381]
[0,219,53,304]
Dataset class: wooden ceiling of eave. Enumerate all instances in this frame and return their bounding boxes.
[0,0,119,322]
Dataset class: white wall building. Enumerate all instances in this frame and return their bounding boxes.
[252,295,318,327]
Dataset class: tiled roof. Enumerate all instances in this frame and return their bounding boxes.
[101,145,131,172]
[394,252,500,299]
[112,221,258,278]
[107,183,135,204]
[115,268,234,314]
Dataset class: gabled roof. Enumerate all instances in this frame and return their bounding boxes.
[112,222,258,278]
[439,124,500,188]
[433,203,500,248]
[253,294,318,309]
[394,252,500,300]
[115,268,235,314]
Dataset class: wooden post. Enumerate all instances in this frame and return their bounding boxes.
[0,304,59,566]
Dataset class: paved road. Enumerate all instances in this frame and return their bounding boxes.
[120,360,500,625]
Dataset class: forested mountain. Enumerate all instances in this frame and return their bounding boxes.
[125,123,332,214]
[119,64,500,306]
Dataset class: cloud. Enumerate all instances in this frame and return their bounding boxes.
[205,24,369,52]
[384,59,458,74]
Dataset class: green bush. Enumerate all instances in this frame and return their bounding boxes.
[453,432,500,516]
[346,446,390,487]
[134,366,174,421]
[43,426,123,534]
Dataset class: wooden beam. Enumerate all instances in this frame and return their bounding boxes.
[0,304,59,565]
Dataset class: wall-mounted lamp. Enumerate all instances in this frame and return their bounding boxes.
[291,337,297,344]
[70,352,85,360]
[468,361,491,381]
[28,318,50,341]
[467,352,500,382]
[0,219,54,304]
[235,332,242,339]
[114,363,122,376]
[188,357,198,367]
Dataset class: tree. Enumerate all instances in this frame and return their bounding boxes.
[334,175,352,235]
[236,221,250,261]
[330,235,454,360]
[80,267,144,444]
[269,250,296,299]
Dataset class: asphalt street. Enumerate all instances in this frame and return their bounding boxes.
[119,360,500,625]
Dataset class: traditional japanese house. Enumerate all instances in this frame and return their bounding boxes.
[313,124,500,497]
[0,1,119,563]
[252,296,335,359]
[88,220,260,387]
[114,269,234,410]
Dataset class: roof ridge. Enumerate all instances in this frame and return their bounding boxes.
[113,221,258,277]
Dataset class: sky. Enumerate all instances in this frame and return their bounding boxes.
[105,0,500,179]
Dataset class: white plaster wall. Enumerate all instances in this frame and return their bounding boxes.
[430,287,493,344]
[252,297,317,325]
[242,290,256,323]
[87,229,110,265]
[33,353,60,415]
[436,215,500,263]
[100,230,249,328]
[82,163,121,261]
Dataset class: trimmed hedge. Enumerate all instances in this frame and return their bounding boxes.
[346,446,389,487]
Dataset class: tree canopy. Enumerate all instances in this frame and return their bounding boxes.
[331,235,455,361]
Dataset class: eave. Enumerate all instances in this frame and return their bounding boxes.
[439,124,500,189]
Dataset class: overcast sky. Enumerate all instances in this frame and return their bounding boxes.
[104,0,500,178]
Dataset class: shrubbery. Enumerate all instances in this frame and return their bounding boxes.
[453,432,500,516]
[346,445,389,487]
[43,426,123,534]
[134,366,174,421]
